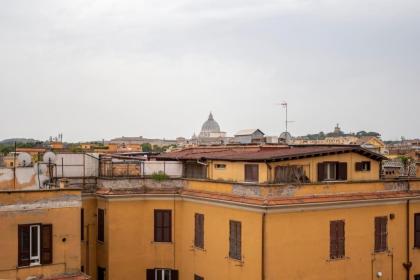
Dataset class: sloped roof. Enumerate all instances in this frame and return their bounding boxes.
[234,129,264,136]
[157,145,386,162]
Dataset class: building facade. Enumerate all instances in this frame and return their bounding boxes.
[77,145,420,280]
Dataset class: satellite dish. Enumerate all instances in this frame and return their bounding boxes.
[43,151,56,163]
[34,163,48,174]
[17,153,32,167]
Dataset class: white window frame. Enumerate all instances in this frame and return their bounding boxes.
[325,162,337,180]
[155,269,171,280]
[29,224,41,265]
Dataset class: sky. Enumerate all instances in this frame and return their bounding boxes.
[0,0,419,142]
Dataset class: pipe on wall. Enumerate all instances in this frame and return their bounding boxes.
[261,210,266,280]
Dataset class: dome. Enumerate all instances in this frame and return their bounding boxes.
[200,113,221,134]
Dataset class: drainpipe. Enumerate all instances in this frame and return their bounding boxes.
[261,210,266,280]
[403,199,412,280]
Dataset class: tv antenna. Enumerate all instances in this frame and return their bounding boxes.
[276,101,295,133]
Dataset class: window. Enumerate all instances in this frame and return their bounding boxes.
[146,269,178,280]
[274,165,308,183]
[355,161,371,171]
[330,220,345,259]
[194,213,204,249]
[97,266,106,280]
[184,162,207,179]
[154,210,172,242]
[244,164,259,182]
[415,213,420,248]
[229,220,242,260]
[98,208,105,242]
[18,224,52,267]
[194,275,204,280]
[374,217,388,252]
[214,164,226,169]
[415,275,420,280]
[318,162,347,182]
[81,208,84,241]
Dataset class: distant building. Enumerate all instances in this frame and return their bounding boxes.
[190,113,229,145]
[109,136,178,147]
[233,129,265,144]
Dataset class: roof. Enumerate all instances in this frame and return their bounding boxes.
[156,145,386,162]
[234,129,264,136]
[43,273,90,280]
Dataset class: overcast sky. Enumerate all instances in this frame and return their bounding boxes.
[0,0,419,142]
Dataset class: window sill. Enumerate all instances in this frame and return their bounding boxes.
[193,246,206,252]
[326,256,349,262]
[96,241,105,245]
[373,250,389,255]
[151,241,173,244]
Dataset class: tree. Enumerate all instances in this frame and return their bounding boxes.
[141,143,152,152]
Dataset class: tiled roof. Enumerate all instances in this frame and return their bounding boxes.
[43,273,90,280]
[181,189,420,207]
[157,145,386,162]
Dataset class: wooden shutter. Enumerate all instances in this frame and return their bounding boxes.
[415,213,420,247]
[171,270,179,280]
[146,269,155,280]
[229,220,241,260]
[330,220,344,259]
[155,210,171,242]
[229,221,235,258]
[374,217,387,252]
[81,208,84,241]
[18,224,30,267]
[317,163,325,182]
[355,162,363,171]
[337,163,347,180]
[154,210,162,242]
[98,209,105,242]
[236,221,242,259]
[245,164,258,182]
[163,210,172,242]
[194,213,204,248]
[329,221,337,259]
[337,220,345,257]
[41,224,53,264]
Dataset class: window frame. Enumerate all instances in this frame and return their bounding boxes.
[214,163,226,170]
[29,224,41,265]
[155,269,171,280]
[98,208,105,243]
[18,223,52,267]
[194,213,204,249]
[229,220,242,260]
[415,213,420,248]
[244,164,259,183]
[330,220,345,259]
[374,216,388,253]
[154,210,172,243]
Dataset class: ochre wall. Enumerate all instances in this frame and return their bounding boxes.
[207,152,380,184]
[0,190,81,280]
[87,194,420,280]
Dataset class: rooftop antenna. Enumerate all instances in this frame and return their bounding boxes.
[276,101,295,133]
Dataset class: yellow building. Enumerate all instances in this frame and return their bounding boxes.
[0,187,87,280]
[77,145,420,280]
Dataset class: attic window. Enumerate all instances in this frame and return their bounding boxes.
[355,161,371,172]
[214,164,226,169]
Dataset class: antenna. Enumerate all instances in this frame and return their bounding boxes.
[17,153,32,167]
[275,101,295,133]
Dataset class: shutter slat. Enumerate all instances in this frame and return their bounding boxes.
[41,224,53,264]
[318,163,325,182]
[338,163,347,180]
